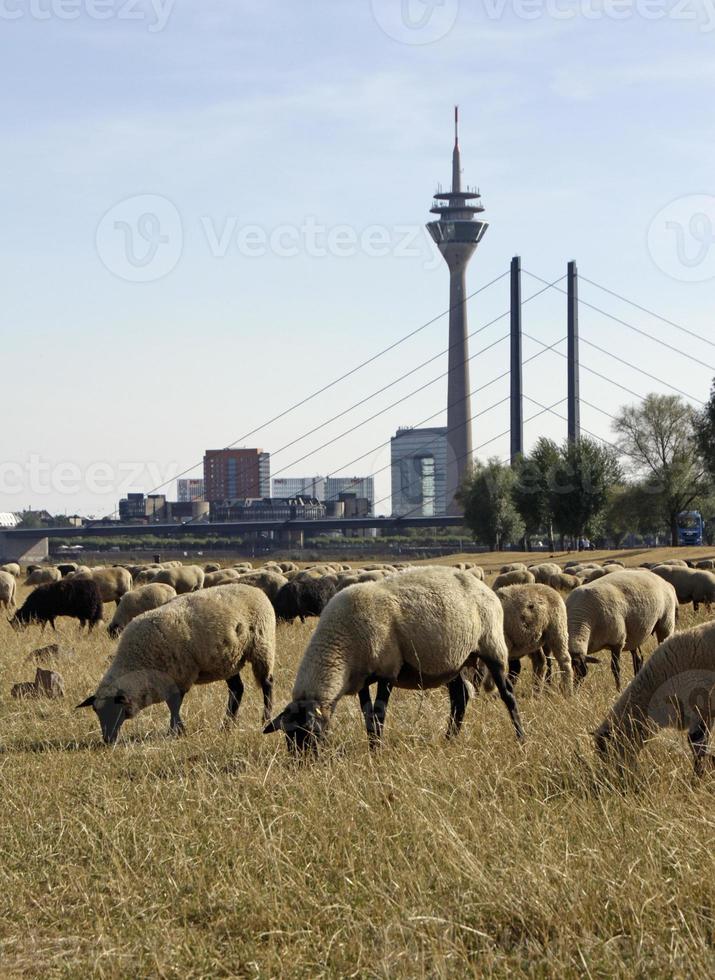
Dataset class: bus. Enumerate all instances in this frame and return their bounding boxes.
[676,511,704,546]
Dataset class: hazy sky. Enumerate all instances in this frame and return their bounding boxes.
[2,0,714,516]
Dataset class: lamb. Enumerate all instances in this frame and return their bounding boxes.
[11,578,103,631]
[107,583,177,638]
[273,577,337,623]
[650,565,715,612]
[235,570,289,602]
[152,564,205,594]
[566,570,677,691]
[26,567,62,587]
[494,584,573,693]
[492,569,535,590]
[73,566,132,604]
[0,570,17,611]
[0,562,20,577]
[593,620,715,775]
[264,566,523,752]
[77,584,275,745]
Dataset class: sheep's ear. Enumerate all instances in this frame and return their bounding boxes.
[76,695,96,709]
[263,708,290,734]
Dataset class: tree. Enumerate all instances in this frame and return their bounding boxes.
[457,458,525,551]
[613,394,709,546]
[512,438,560,549]
[550,438,622,543]
[695,379,715,478]
[602,482,663,546]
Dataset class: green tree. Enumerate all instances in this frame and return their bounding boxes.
[550,437,622,543]
[695,379,715,478]
[613,393,709,546]
[512,438,560,549]
[457,458,525,551]
[602,481,663,546]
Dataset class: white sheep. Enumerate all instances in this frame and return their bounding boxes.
[566,570,677,691]
[594,620,715,775]
[651,565,715,612]
[107,583,177,638]
[26,567,63,586]
[77,584,276,744]
[494,583,573,694]
[0,570,17,610]
[499,562,527,574]
[264,566,523,752]
[235,569,289,602]
[492,569,535,590]
[204,569,242,588]
[0,562,20,577]
[73,566,133,604]
[152,564,205,594]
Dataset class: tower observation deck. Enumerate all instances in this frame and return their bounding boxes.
[426,107,488,515]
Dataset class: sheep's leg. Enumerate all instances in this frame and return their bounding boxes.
[358,685,377,739]
[507,658,522,689]
[167,690,186,736]
[530,651,548,696]
[688,719,712,776]
[225,673,245,723]
[259,675,273,725]
[371,679,393,744]
[631,648,644,676]
[609,646,623,692]
[481,656,525,741]
[446,675,470,738]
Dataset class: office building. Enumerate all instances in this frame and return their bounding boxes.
[203,449,270,501]
[390,427,448,517]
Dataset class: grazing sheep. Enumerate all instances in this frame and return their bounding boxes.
[278,561,299,573]
[26,567,62,587]
[73,566,132,605]
[203,562,222,574]
[107,583,177,638]
[335,573,360,592]
[273,577,337,623]
[495,584,573,694]
[492,569,535,590]
[235,570,289,603]
[582,566,620,584]
[56,562,78,577]
[603,560,625,568]
[594,620,715,775]
[11,579,103,631]
[204,569,242,588]
[264,566,523,752]
[566,570,677,691]
[531,565,581,591]
[77,585,275,744]
[133,567,161,586]
[152,564,205,594]
[657,558,689,567]
[651,565,715,612]
[695,558,715,571]
[0,570,17,611]
[500,562,527,574]
[0,562,20,577]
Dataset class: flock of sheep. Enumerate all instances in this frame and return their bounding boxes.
[1,553,714,774]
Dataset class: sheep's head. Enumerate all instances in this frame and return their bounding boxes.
[76,690,136,745]
[570,653,601,684]
[263,699,331,754]
[107,622,122,639]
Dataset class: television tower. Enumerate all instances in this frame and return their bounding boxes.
[427,107,488,515]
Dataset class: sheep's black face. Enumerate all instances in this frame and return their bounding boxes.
[592,724,612,757]
[571,654,588,683]
[77,692,132,745]
[263,700,330,755]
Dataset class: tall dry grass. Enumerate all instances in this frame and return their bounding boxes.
[0,567,713,977]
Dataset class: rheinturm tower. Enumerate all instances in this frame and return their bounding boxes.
[427,107,488,515]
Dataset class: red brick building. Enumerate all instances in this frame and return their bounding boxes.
[203,449,270,501]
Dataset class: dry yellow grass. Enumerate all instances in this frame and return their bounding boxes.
[1,557,714,977]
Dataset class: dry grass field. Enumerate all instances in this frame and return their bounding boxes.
[1,551,714,977]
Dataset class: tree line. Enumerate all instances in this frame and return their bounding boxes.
[458,388,715,550]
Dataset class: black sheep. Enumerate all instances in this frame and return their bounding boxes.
[11,579,104,631]
[273,578,337,623]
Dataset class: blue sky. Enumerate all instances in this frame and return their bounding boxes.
[2,0,714,515]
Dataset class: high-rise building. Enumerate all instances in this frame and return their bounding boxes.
[325,476,374,510]
[272,476,326,500]
[203,449,270,501]
[176,478,205,502]
[426,108,488,514]
[390,427,448,517]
